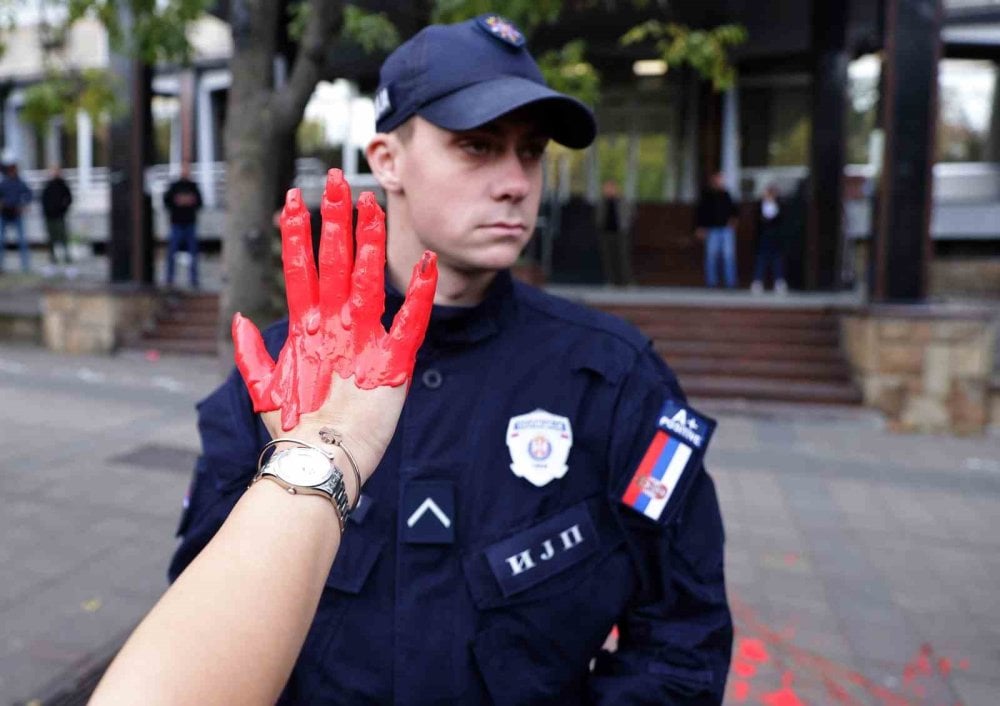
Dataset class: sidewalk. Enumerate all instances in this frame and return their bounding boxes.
[702,399,1000,705]
[1,341,999,705]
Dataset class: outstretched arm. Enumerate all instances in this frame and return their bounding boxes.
[90,170,437,706]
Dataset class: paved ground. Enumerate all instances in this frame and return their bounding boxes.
[706,400,1000,706]
[0,343,998,704]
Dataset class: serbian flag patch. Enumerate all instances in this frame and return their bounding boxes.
[621,400,716,523]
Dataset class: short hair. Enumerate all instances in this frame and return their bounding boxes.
[393,119,415,144]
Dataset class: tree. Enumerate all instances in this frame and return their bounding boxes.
[5,0,209,134]
[4,1,744,355]
[219,1,745,354]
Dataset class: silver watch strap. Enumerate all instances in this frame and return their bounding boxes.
[255,443,351,532]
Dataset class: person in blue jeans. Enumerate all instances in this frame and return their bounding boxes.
[0,163,34,273]
[163,163,204,288]
[695,171,739,288]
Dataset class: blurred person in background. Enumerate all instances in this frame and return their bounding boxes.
[695,171,739,288]
[0,161,34,274]
[750,184,788,295]
[163,162,204,289]
[41,165,74,272]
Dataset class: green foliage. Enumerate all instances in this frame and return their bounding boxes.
[431,0,562,32]
[67,0,210,65]
[768,116,810,166]
[20,77,67,130]
[297,118,327,154]
[537,40,600,107]
[342,5,399,54]
[287,1,309,43]
[20,69,122,130]
[621,21,747,91]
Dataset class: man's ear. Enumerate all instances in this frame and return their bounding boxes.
[366,134,403,195]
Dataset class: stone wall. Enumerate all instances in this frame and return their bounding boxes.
[42,287,160,355]
[848,243,1000,300]
[841,305,997,435]
[0,311,42,344]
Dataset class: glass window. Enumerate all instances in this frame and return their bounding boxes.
[937,59,997,163]
[739,83,811,167]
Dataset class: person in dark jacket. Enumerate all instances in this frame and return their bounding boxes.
[163,163,204,288]
[596,179,632,285]
[751,184,788,294]
[0,162,34,273]
[170,15,732,706]
[695,172,739,288]
[41,166,74,265]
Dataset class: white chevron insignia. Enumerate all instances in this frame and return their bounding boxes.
[407,498,451,528]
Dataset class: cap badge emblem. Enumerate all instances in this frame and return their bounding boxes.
[476,14,526,48]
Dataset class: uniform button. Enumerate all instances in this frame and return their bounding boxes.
[421,368,443,389]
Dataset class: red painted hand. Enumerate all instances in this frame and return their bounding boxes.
[232,169,438,432]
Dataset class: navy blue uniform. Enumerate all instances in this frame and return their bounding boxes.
[170,271,732,704]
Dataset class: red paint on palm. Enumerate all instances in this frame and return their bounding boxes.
[232,169,438,430]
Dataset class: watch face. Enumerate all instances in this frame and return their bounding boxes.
[272,448,332,487]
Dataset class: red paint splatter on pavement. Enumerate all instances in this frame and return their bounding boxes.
[732,679,750,702]
[729,597,965,706]
[738,636,770,663]
[144,349,160,362]
[761,672,806,706]
[733,660,757,678]
[784,552,800,566]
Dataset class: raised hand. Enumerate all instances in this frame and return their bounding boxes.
[232,169,438,434]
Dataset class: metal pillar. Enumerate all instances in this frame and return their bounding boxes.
[680,72,699,201]
[179,69,196,165]
[343,81,359,178]
[108,45,154,285]
[806,0,849,291]
[76,111,93,190]
[721,82,741,198]
[873,0,942,301]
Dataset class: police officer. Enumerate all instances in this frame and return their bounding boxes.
[171,14,732,705]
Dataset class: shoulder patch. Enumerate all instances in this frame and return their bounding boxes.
[621,400,716,524]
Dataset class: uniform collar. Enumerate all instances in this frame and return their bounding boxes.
[383,269,515,347]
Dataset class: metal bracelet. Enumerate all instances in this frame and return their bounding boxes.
[257,435,362,512]
[317,427,363,513]
[255,437,350,531]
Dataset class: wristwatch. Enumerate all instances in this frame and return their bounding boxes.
[253,446,351,532]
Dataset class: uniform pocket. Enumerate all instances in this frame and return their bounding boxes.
[297,525,386,689]
[462,497,634,705]
[325,533,385,594]
[461,495,625,609]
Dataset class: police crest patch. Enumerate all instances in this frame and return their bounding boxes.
[476,14,526,48]
[506,409,572,487]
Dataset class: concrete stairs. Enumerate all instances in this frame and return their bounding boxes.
[133,292,863,406]
[137,292,219,355]
[597,304,863,405]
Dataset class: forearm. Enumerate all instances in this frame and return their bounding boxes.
[91,480,341,706]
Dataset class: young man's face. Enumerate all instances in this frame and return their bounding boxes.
[392,110,549,275]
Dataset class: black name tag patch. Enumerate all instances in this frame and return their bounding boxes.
[483,504,598,598]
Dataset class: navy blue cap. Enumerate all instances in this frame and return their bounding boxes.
[374,15,596,149]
